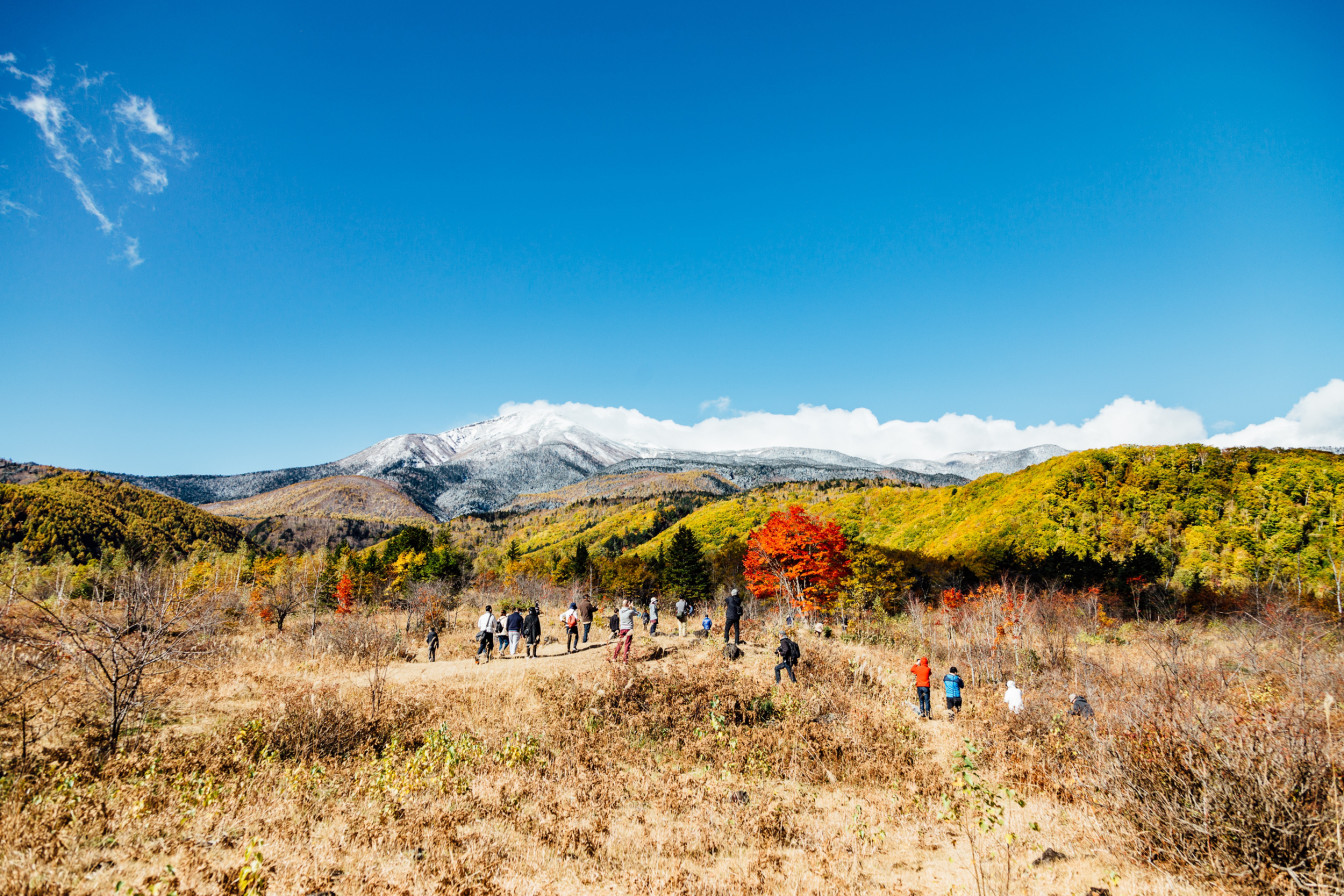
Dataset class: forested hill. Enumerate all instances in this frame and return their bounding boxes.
[647,445,1344,589]
[468,446,1344,595]
[0,463,243,563]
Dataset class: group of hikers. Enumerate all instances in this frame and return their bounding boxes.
[450,587,751,665]
[436,594,1096,716]
[908,656,1095,720]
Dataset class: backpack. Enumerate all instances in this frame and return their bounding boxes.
[782,638,800,663]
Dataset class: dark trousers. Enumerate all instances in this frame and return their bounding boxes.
[774,661,796,683]
[477,637,492,661]
[427,644,436,662]
[649,618,658,635]
[582,621,591,643]
[566,628,579,652]
[917,687,931,717]
[525,638,538,658]
[724,618,740,644]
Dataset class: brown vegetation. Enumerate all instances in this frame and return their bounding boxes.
[0,560,1340,895]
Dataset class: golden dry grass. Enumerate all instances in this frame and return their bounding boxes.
[1,603,1338,896]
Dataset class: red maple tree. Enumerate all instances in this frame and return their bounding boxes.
[333,572,355,616]
[744,505,850,616]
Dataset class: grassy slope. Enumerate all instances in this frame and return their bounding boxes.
[203,475,434,524]
[0,470,243,563]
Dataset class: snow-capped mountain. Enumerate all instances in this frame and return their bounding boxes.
[114,409,1069,520]
[891,445,1068,480]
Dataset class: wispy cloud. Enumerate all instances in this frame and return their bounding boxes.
[1,51,192,266]
[699,396,732,414]
[0,193,35,218]
[500,380,1344,462]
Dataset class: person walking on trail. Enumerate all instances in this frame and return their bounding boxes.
[506,608,524,657]
[608,607,620,640]
[701,613,713,637]
[724,588,743,645]
[522,606,542,658]
[560,602,581,654]
[426,626,439,662]
[1004,680,1023,713]
[475,605,496,664]
[648,596,660,636]
[943,666,965,717]
[675,597,690,637]
[774,634,801,683]
[495,616,508,654]
[613,599,638,663]
[910,657,933,719]
[577,595,595,644]
[1068,693,1095,718]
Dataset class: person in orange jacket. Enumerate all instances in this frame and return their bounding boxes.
[910,657,933,719]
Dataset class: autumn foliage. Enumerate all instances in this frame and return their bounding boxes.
[333,573,355,615]
[744,505,849,616]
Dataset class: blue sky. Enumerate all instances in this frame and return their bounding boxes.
[2,1,1342,474]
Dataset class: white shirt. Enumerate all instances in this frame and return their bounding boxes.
[477,612,495,633]
[1004,685,1024,713]
[560,608,578,627]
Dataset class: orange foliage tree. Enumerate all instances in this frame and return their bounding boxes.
[334,573,355,616]
[744,505,850,617]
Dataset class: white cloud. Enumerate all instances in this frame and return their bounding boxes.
[1209,380,1344,449]
[114,94,173,143]
[120,236,142,267]
[0,193,35,218]
[2,52,191,266]
[699,396,732,414]
[129,144,168,193]
[10,89,115,233]
[499,382,1344,462]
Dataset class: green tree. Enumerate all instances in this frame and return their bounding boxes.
[663,525,714,603]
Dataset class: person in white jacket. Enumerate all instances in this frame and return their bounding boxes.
[1003,680,1024,713]
[476,606,496,664]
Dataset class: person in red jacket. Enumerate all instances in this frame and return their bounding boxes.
[910,657,933,719]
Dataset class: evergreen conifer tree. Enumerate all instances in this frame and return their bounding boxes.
[664,525,713,602]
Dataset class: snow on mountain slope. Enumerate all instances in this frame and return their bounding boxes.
[892,445,1068,479]
[115,411,1069,520]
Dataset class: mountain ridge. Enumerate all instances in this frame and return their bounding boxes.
[108,410,1067,520]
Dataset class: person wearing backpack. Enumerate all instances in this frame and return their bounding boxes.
[674,597,689,637]
[774,634,800,683]
[426,625,439,662]
[560,602,580,653]
[522,606,542,658]
[724,588,743,646]
[495,616,508,654]
[475,605,496,664]
[943,666,965,717]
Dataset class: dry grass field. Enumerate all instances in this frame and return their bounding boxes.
[2,588,1341,896]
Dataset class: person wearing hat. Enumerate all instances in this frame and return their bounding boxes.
[560,602,580,653]
[943,666,965,717]
[774,633,801,683]
[1003,680,1023,713]
[724,588,743,646]
[1068,693,1095,718]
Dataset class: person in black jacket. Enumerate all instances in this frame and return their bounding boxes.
[1068,693,1095,718]
[724,588,743,645]
[426,626,439,662]
[521,606,542,658]
[774,634,800,683]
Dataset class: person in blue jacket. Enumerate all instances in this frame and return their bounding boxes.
[943,666,965,717]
